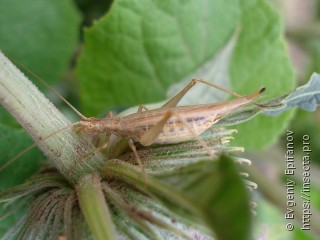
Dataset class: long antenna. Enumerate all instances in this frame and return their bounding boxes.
[7,55,87,120]
[0,123,78,172]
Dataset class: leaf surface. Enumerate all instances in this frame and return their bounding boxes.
[76,0,295,149]
[0,0,81,85]
[76,0,239,115]
[228,0,295,149]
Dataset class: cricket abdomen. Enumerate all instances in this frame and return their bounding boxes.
[119,106,223,145]
[152,115,218,144]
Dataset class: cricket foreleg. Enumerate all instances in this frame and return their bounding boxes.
[68,134,111,174]
[89,134,111,156]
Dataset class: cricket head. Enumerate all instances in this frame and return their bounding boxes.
[73,117,120,134]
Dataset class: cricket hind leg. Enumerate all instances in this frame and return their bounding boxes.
[138,105,149,112]
[161,78,244,109]
[139,110,215,157]
[161,79,198,108]
[162,78,272,109]
[139,78,245,141]
[172,112,216,157]
[140,112,173,146]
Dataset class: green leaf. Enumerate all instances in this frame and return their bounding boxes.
[253,199,292,240]
[0,125,43,191]
[105,156,251,240]
[0,0,81,186]
[76,0,295,149]
[229,0,295,149]
[0,0,81,86]
[76,0,239,116]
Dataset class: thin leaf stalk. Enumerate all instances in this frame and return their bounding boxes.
[77,173,118,240]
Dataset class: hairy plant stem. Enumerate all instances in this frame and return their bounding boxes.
[0,52,117,238]
[0,51,104,184]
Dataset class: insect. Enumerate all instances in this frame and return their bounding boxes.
[1,57,271,176]
[73,79,267,169]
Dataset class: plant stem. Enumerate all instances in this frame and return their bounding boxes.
[0,52,117,238]
[0,51,104,184]
[77,173,118,240]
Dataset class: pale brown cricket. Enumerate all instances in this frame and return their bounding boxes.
[75,79,266,146]
[71,79,268,175]
[1,60,270,175]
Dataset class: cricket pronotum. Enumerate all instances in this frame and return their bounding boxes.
[1,58,273,176]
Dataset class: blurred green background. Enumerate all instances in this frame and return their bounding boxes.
[0,0,320,240]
